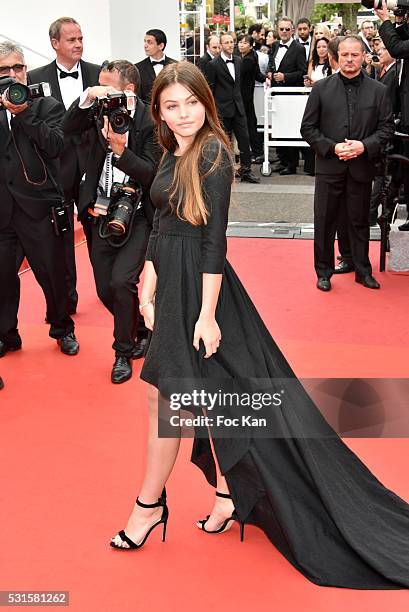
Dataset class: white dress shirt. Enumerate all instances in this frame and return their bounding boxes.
[221,51,235,80]
[275,38,294,70]
[298,36,311,61]
[56,61,84,110]
[150,55,167,76]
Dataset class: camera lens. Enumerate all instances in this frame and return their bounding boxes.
[5,82,29,105]
[109,108,130,134]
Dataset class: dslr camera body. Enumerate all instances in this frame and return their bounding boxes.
[94,91,136,134]
[0,76,51,109]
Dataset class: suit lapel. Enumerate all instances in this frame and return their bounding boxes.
[80,60,90,89]
[49,61,63,104]
[218,56,234,83]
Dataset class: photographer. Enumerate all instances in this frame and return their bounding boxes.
[0,41,79,358]
[376,0,409,228]
[63,60,160,384]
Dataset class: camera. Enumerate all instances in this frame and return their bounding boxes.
[372,54,380,62]
[0,77,51,109]
[94,91,136,134]
[96,182,141,238]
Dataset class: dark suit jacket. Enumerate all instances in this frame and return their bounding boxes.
[27,59,101,197]
[197,51,214,74]
[62,96,160,222]
[0,98,65,229]
[300,72,394,181]
[378,63,399,115]
[240,50,266,108]
[205,55,245,117]
[267,39,307,86]
[135,56,177,104]
[379,20,409,126]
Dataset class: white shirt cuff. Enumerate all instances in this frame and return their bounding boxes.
[78,88,94,109]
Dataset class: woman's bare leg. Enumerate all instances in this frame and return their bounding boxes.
[196,431,235,531]
[111,384,181,547]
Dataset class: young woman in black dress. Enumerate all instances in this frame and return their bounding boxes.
[110,62,409,590]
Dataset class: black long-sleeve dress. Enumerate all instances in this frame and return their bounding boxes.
[140,140,409,589]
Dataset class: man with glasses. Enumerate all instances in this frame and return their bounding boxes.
[267,17,307,175]
[28,17,100,310]
[0,41,80,358]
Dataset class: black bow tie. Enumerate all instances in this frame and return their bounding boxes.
[301,41,310,46]
[225,59,234,64]
[152,60,165,66]
[279,44,289,49]
[59,69,79,79]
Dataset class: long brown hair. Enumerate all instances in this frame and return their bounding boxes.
[151,62,232,226]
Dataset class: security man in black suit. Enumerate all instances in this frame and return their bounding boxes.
[28,17,100,311]
[267,17,307,175]
[301,36,394,292]
[135,29,176,104]
[0,41,79,357]
[197,35,220,74]
[206,32,260,183]
[63,60,160,383]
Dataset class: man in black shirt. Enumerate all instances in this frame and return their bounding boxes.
[301,36,394,291]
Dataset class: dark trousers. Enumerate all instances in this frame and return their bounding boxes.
[221,114,252,168]
[277,146,299,171]
[90,212,150,357]
[62,201,78,312]
[244,100,263,157]
[0,202,74,343]
[314,171,372,279]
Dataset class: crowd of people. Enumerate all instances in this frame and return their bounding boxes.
[0,8,408,389]
[2,11,409,592]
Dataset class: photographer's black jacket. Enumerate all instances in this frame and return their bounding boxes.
[0,97,65,230]
[379,20,409,126]
[62,95,160,222]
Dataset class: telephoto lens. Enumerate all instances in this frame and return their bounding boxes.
[361,0,409,9]
[4,82,30,105]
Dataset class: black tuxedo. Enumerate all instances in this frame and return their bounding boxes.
[28,59,101,311]
[267,39,307,85]
[301,72,394,280]
[135,56,177,104]
[62,96,160,356]
[268,40,307,172]
[205,55,253,167]
[0,99,74,346]
[379,21,409,125]
[240,50,266,157]
[197,51,214,74]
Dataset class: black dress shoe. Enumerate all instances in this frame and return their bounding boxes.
[132,337,149,359]
[317,277,331,291]
[0,377,4,390]
[240,170,260,184]
[57,332,80,355]
[334,261,355,274]
[355,274,380,289]
[279,167,297,176]
[251,155,264,164]
[0,340,22,358]
[111,356,132,384]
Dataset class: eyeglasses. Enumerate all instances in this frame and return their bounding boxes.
[279,28,291,32]
[0,64,26,76]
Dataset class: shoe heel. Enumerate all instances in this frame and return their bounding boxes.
[162,519,168,542]
[239,521,245,542]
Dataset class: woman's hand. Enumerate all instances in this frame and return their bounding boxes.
[193,315,221,358]
[141,302,155,331]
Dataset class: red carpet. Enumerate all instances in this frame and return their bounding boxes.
[1,238,408,611]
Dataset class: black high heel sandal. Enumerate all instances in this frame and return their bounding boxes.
[197,491,245,541]
[110,488,168,550]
